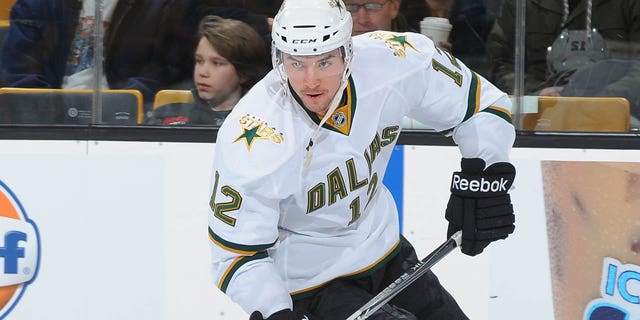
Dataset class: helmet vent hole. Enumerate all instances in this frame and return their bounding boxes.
[323,35,330,41]
[293,25,314,29]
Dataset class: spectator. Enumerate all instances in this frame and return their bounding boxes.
[148,15,269,126]
[159,1,273,90]
[344,0,416,35]
[487,0,640,95]
[0,0,176,109]
[557,59,640,123]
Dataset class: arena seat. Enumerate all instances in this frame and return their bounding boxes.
[153,90,194,110]
[0,88,143,124]
[0,0,15,20]
[522,96,630,132]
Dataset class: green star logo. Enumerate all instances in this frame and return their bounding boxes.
[234,125,267,150]
[370,32,420,58]
[390,35,413,48]
[233,114,284,150]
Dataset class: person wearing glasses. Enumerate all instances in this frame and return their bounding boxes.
[344,0,415,36]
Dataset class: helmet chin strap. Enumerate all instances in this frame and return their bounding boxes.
[304,64,352,168]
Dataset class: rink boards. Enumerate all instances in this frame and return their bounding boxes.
[0,140,638,320]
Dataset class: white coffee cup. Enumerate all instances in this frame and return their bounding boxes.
[420,17,452,45]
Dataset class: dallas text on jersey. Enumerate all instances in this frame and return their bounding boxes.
[306,125,399,225]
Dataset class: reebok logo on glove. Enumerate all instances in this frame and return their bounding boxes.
[451,174,510,193]
[449,170,513,198]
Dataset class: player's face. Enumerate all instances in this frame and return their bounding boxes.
[345,0,400,36]
[194,37,244,109]
[283,49,346,117]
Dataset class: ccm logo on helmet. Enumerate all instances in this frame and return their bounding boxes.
[451,174,510,193]
[0,180,40,319]
[292,39,317,44]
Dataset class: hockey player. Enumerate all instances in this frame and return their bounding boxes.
[208,0,516,319]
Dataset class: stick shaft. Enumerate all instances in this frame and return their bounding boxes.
[345,231,462,320]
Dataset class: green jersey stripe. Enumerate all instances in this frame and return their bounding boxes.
[219,251,269,292]
[209,227,276,254]
[463,72,480,122]
[482,106,513,124]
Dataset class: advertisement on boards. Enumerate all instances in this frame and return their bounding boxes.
[0,181,40,319]
[0,141,637,319]
[542,161,640,320]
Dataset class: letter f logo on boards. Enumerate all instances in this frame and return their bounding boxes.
[0,180,40,319]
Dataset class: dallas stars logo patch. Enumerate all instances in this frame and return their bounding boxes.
[234,114,284,150]
[370,32,420,58]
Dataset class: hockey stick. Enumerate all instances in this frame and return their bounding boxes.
[345,231,463,320]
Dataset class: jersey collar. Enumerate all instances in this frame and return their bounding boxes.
[289,75,357,136]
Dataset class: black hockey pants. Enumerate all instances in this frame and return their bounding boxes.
[292,236,469,319]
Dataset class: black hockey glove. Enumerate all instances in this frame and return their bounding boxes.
[249,309,316,320]
[445,158,515,256]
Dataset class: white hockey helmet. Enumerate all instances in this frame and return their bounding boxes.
[271,0,354,88]
[272,0,353,56]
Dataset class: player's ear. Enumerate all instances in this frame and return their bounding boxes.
[238,74,248,85]
[389,0,401,18]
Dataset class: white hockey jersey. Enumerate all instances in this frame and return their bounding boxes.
[208,31,515,317]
